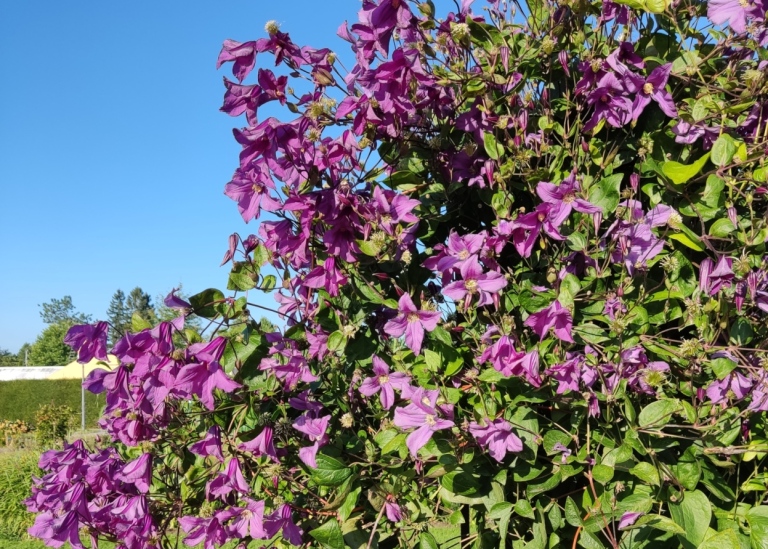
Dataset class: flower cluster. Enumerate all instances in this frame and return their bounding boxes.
[29,0,768,547]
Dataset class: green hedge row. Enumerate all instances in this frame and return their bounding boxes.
[0,380,104,428]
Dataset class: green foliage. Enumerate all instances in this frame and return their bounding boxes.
[0,380,103,428]
[0,451,39,540]
[38,295,90,325]
[34,404,75,448]
[27,322,72,366]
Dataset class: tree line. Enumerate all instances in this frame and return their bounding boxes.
[0,287,195,366]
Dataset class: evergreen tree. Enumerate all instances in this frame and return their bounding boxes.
[106,289,131,344]
[126,287,156,326]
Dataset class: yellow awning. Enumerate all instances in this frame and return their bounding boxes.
[46,355,119,380]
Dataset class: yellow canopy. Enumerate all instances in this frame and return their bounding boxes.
[46,355,119,380]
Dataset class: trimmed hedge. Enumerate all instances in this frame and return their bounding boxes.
[0,380,103,428]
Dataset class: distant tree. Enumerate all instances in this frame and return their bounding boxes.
[17,343,32,365]
[106,289,131,344]
[126,287,156,327]
[259,317,277,333]
[0,347,21,366]
[38,296,91,325]
[28,323,72,366]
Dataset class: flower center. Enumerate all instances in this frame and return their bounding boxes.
[407,312,420,323]
[563,192,576,204]
[465,279,479,293]
[458,250,470,260]
[381,214,392,225]
[739,0,749,6]
[378,374,389,385]
[642,82,654,95]
[251,183,263,194]
[425,414,436,426]
[537,212,546,222]
[600,93,610,103]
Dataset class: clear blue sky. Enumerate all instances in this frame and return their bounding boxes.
[0,0,361,353]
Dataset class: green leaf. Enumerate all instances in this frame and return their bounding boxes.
[638,399,681,428]
[632,515,686,534]
[710,218,737,238]
[327,331,346,353]
[662,152,711,185]
[189,288,225,319]
[746,506,768,549]
[565,497,583,527]
[698,529,742,549]
[483,132,504,160]
[131,311,152,331]
[309,518,345,549]
[424,349,441,371]
[669,490,711,548]
[592,464,614,485]
[489,503,513,549]
[711,357,738,379]
[514,499,535,519]
[711,135,737,167]
[310,454,353,487]
[588,174,623,213]
[339,486,361,522]
[630,462,660,486]
[357,239,381,256]
[420,532,439,549]
[567,232,588,251]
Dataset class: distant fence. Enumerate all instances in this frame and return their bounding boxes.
[0,379,104,428]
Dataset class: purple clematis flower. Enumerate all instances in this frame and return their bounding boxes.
[618,511,643,529]
[293,413,331,468]
[224,165,282,223]
[469,418,523,461]
[393,388,455,457]
[303,257,348,297]
[164,287,191,310]
[706,371,753,404]
[384,500,403,523]
[64,322,109,364]
[708,0,758,33]
[358,355,411,409]
[206,458,251,501]
[441,256,507,309]
[224,498,267,540]
[115,453,152,493]
[509,203,566,258]
[700,256,734,295]
[583,72,633,132]
[179,513,231,549]
[524,300,574,343]
[264,504,303,546]
[189,426,225,462]
[628,64,677,120]
[383,293,441,355]
[175,338,242,411]
[536,173,602,226]
[239,426,280,462]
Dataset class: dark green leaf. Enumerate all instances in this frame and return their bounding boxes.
[311,454,353,487]
[309,518,345,549]
[189,288,225,319]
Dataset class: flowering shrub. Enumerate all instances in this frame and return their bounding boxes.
[34,404,76,449]
[0,419,32,446]
[26,0,768,548]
